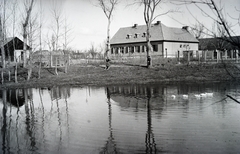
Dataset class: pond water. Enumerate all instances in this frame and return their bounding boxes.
[0,82,240,154]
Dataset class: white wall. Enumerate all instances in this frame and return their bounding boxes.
[14,50,30,62]
[163,42,199,58]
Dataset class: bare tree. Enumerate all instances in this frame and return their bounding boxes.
[38,0,43,79]
[0,0,7,69]
[191,22,205,39]
[11,0,18,83]
[63,16,73,52]
[0,18,5,69]
[27,13,38,80]
[134,0,175,68]
[51,0,63,51]
[96,0,119,58]
[172,0,240,50]
[22,0,34,68]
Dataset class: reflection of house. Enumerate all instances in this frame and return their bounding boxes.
[0,37,30,62]
[50,86,71,101]
[110,21,199,59]
[108,85,165,110]
[0,89,26,107]
[198,36,240,60]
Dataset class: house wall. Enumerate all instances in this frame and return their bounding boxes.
[163,42,199,58]
[110,42,164,59]
[14,50,30,62]
[110,41,199,59]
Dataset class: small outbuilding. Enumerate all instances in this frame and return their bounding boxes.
[198,36,240,61]
[0,37,30,63]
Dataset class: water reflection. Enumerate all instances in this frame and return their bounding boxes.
[145,87,157,153]
[0,82,239,153]
[100,87,118,153]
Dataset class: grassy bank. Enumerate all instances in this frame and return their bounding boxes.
[0,62,240,89]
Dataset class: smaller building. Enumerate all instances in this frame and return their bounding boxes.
[32,50,70,67]
[110,21,199,59]
[198,36,240,61]
[0,37,30,63]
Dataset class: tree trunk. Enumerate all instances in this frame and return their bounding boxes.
[146,26,152,68]
[38,50,42,79]
[106,18,111,58]
[1,70,4,84]
[15,62,18,83]
[27,49,33,80]
[0,18,6,69]
[55,57,58,75]
[23,29,27,68]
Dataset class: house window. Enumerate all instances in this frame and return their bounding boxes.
[130,46,134,54]
[126,47,129,53]
[111,48,114,54]
[136,46,140,53]
[120,47,124,54]
[115,48,119,54]
[180,44,182,48]
[142,46,146,52]
[152,44,158,52]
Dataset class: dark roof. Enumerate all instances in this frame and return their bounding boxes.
[1,37,30,50]
[110,22,199,45]
[199,36,240,50]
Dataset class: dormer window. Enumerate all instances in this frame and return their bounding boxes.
[142,32,146,37]
[126,34,132,39]
[134,33,140,38]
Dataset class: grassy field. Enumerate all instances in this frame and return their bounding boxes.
[0,62,240,89]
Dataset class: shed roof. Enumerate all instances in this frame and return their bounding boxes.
[110,22,199,45]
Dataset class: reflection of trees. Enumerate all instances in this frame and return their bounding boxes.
[56,87,63,151]
[0,89,25,107]
[48,86,70,151]
[100,87,118,153]
[39,88,46,150]
[49,86,71,101]
[145,87,157,153]
[1,90,7,154]
[24,89,37,151]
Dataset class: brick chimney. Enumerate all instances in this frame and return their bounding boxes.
[132,24,138,28]
[155,21,161,25]
[182,26,189,31]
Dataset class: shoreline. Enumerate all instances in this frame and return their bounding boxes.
[0,63,239,89]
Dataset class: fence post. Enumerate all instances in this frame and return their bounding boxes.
[204,50,207,62]
[187,51,190,63]
[225,50,227,60]
[1,70,4,84]
[8,70,10,81]
[55,57,58,75]
[178,50,180,64]
[236,50,239,63]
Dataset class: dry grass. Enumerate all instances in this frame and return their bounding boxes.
[0,62,239,89]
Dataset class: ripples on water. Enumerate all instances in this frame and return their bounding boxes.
[0,82,240,153]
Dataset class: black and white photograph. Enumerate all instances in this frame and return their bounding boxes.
[0,0,240,153]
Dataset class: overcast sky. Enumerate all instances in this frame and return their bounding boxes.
[13,0,240,51]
